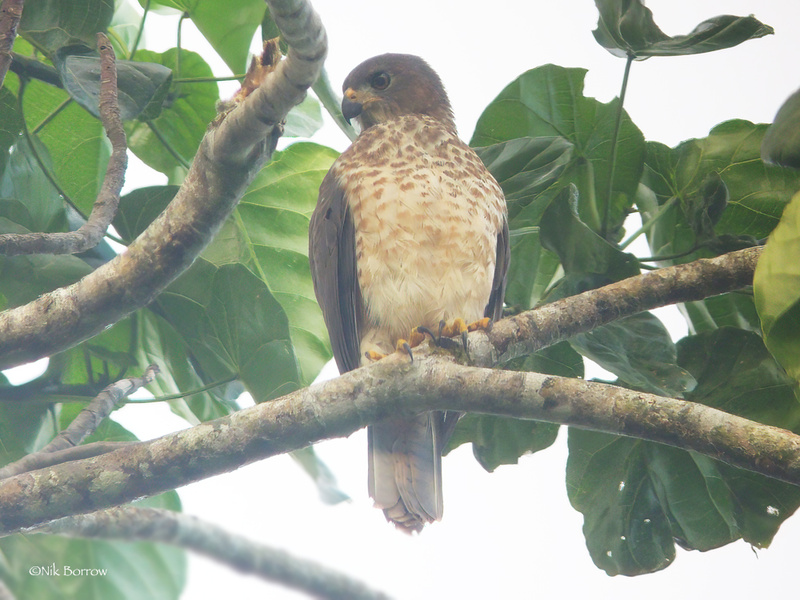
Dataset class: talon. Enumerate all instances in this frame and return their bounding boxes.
[396,339,414,363]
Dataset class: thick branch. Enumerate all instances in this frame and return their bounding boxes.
[0,0,23,87]
[476,246,762,365]
[37,507,391,600]
[0,0,327,370]
[0,33,127,256]
[1,344,798,535]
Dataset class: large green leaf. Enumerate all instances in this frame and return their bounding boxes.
[236,142,339,383]
[571,313,696,398]
[472,65,645,237]
[157,262,300,403]
[754,190,800,391]
[19,0,115,55]
[136,309,243,424]
[593,0,773,59]
[54,45,173,121]
[539,185,640,298]
[568,327,800,576]
[0,88,23,179]
[762,86,800,170]
[642,121,800,262]
[475,137,573,310]
[125,49,218,178]
[144,0,265,73]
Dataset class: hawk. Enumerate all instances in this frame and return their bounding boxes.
[309,54,509,532]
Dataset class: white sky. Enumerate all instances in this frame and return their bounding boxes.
[11,1,800,599]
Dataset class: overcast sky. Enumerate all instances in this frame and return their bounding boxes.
[107,1,800,599]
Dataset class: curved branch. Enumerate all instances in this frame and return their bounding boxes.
[475,246,761,366]
[0,0,327,370]
[37,507,391,600]
[0,33,128,256]
[1,334,798,535]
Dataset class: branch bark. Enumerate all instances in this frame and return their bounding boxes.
[1,330,799,535]
[36,507,391,600]
[0,33,127,256]
[0,0,327,370]
[0,0,23,87]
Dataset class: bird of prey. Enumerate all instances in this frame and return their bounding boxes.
[309,54,509,533]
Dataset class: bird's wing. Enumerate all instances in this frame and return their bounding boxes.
[308,169,363,374]
[484,213,510,322]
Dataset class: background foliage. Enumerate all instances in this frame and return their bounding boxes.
[2,0,800,596]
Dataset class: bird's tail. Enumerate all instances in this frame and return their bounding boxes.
[367,412,446,533]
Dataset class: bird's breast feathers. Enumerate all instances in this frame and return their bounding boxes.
[333,115,506,348]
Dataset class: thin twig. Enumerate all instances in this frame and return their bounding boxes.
[0,33,128,256]
[0,365,158,479]
[38,507,393,600]
[0,0,23,87]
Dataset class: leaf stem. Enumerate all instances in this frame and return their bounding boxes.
[311,67,356,141]
[126,373,239,403]
[129,0,150,60]
[147,121,190,169]
[16,79,82,216]
[602,53,634,239]
[619,195,678,250]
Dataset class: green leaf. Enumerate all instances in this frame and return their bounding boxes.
[290,447,350,505]
[571,313,696,397]
[114,185,179,242]
[157,262,301,403]
[678,328,800,429]
[593,0,773,58]
[641,121,800,262]
[475,137,573,309]
[236,142,339,383]
[679,292,761,335]
[754,190,800,390]
[136,309,242,424]
[447,342,581,470]
[146,0,265,73]
[284,95,324,138]
[19,0,115,55]
[0,88,23,179]
[762,86,800,170]
[54,45,173,121]
[539,185,640,296]
[0,134,67,233]
[472,65,645,236]
[125,49,218,177]
[568,327,800,576]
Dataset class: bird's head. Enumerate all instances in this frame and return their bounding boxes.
[341,54,455,133]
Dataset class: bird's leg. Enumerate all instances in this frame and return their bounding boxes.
[437,317,494,356]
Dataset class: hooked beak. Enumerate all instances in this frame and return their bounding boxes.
[341,88,363,124]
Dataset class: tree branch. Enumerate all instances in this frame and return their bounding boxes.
[0,365,157,479]
[36,507,391,600]
[477,246,761,366]
[0,0,23,87]
[0,33,128,256]
[1,331,798,535]
[0,0,327,370]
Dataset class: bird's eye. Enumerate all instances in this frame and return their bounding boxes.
[370,72,391,90]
